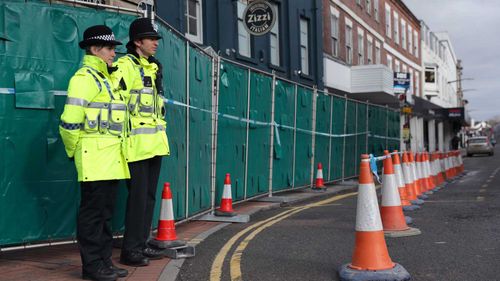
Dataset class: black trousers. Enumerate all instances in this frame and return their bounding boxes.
[78,180,119,273]
[122,156,162,254]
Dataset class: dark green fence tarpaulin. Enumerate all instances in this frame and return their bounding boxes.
[0,1,400,247]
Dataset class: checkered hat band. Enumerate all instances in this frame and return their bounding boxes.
[88,34,116,41]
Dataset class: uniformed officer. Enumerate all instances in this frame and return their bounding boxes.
[113,18,170,266]
[59,25,130,281]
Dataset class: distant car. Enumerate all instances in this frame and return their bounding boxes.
[466,136,494,156]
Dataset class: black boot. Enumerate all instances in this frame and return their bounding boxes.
[82,266,118,281]
[103,260,128,278]
[143,247,165,260]
[120,251,149,267]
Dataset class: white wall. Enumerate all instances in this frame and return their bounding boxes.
[324,57,351,92]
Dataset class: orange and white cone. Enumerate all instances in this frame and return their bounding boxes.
[411,152,426,200]
[381,151,420,237]
[215,173,237,217]
[392,151,412,208]
[426,152,436,191]
[313,163,326,190]
[338,154,411,281]
[403,152,423,205]
[422,152,434,194]
[150,183,185,249]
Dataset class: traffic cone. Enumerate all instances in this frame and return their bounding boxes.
[381,151,420,237]
[395,151,418,211]
[338,154,411,281]
[411,152,426,200]
[150,183,185,249]
[313,163,326,190]
[437,152,446,185]
[215,173,237,217]
[391,151,411,208]
[403,152,423,206]
[422,152,434,194]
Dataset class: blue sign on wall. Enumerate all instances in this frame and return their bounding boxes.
[394,72,411,94]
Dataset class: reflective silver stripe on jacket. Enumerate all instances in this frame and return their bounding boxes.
[110,103,127,111]
[109,123,123,132]
[130,125,165,135]
[66,97,89,107]
[139,107,154,113]
[87,102,110,109]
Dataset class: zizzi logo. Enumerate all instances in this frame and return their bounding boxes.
[243,1,276,36]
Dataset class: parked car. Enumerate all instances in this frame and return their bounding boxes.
[466,136,494,156]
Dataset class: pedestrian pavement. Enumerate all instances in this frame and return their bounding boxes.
[0,182,358,281]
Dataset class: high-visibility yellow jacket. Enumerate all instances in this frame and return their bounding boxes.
[113,54,170,162]
[59,55,130,182]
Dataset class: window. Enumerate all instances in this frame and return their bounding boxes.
[402,65,407,73]
[374,0,379,22]
[385,5,391,37]
[425,67,436,83]
[401,20,406,50]
[300,18,309,75]
[367,36,373,64]
[358,29,364,65]
[414,31,419,57]
[330,6,339,57]
[415,72,420,96]
[345,21,353,64]
[366,0,371,14]
[408,26,413,55]
[375,41,381,64]
[393,12,399,44]
[386,54,393,71]
[237,1,251,57]
[185,0,203,43]
[270,4,280,65]
[395,60,400,72]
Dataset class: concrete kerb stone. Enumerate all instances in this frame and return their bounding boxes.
[159,182,359,281]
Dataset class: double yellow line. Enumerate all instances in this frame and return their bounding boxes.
[210,191,358,281]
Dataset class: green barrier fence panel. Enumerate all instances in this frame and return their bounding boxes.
[330,96,345,181]
[344,100,357,178]
[216,61,248,202]
[272,80,295,191]
[246,72,272,198]
[356,103,368,175]
[294,86,313,187]
[155,23,188,220]
[0,2,137,246]
[187,47,212,216]
[314,93,331,181]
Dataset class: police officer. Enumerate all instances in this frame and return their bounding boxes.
[113,18,170,266]
[59,25,130,281]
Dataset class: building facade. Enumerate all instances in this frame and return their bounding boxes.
[156,0,324,88]
[417,21,466,152]
[322,0,421,150]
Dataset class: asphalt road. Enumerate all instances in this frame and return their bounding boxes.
[177,147,500,281]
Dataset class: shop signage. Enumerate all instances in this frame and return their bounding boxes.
[445,107,464,119]
[402,105,412,114]
[394,72,411,94]
[243,1,276,36]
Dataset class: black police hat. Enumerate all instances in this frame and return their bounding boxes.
[79,25,122,49]
[128,18,162,43]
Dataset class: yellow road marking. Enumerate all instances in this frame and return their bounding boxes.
[479,189,486,193]
[209,207,307,281]
[482,184,488,188]
[225,192,357,281]
[476,196,485,201]
[486,179,492,183]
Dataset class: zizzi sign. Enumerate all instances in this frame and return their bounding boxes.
[243,1,276,36]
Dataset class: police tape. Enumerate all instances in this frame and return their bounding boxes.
[162,97,374,139]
